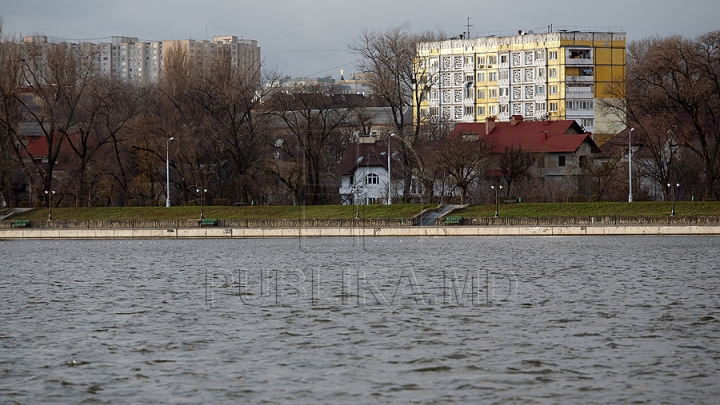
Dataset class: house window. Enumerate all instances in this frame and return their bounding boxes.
[488,88,497,98]
[477,89,485,99]
[549,85,558,95]
[477,56,486,66]
[549,51,558,60]
[477,106,486,116]
[549,102,558,112]
[488,72,497,82]
[500,54,508,64]
[487,55,497,65]
[558,155,566,167]
[477,72,485,82]
[488,105,497,115]
[465,106,474,115]
[365,173,379,185]
[549,68,558,78]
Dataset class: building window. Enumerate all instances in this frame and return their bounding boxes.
[536,86,545,95]
[488,88,497,98]
[478,106,486,116]
[477,89,486,99]
[465,106,474,115]
[566,100,594,110]
[477,56,486,66]
[549,85,558,95]
[488,72,497,82]
[580,118,594,127]
[430,91,438,101]
[487,55,497,65]
[549,102,558,112]
[549,51,558,60]
[477,72,485,82]
[365,173,379,185]
[500,54,508,64]
[499,87,508,97]
[559,155,566,167]
[549,68,558,78]
[488,105,497,115]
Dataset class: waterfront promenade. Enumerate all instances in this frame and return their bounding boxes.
[2,224,720,239]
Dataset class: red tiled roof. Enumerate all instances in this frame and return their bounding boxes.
[449,119,600,154]
[22,136,48,158]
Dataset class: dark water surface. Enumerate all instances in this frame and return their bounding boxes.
[1,236,719,404]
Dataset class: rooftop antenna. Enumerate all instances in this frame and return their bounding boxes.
[466,17,473,39]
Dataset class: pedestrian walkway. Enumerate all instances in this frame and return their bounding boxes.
[418,204,465,226]
[0,208,32,221]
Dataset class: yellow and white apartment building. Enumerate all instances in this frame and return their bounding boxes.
[417,30,626,137]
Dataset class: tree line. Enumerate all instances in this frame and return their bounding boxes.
[1,19,719,208]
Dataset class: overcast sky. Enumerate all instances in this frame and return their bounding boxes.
[2,0,718,79]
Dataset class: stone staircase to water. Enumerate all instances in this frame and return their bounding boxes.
[418,204,465,226]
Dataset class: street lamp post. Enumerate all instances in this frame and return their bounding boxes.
[166,137,175,207]
[387,133,395,205]
[628,128,634,202]
[491,185,503,217]
[44,190,55,220]
[668,183,679,216]
[196,187,207,219]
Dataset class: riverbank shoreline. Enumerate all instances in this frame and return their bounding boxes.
[2,224,720,239]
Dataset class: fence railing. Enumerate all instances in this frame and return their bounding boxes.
[2,215,720,229]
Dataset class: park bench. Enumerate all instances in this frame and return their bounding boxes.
[443,216,463,225]
[200,218,218,227]
[11,220,31,228]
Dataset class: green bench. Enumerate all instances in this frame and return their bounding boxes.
[11,220,31,228]
[200,218,218,227]
[443,216,463,225]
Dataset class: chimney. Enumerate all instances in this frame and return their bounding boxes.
[510,115,523,126]
[486,116,495,136]
[540,130,548,141]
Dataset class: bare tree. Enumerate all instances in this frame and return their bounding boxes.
[13,40,99,205]
[427,134,493,204]
[268,83,356,205]
[497,145,536,199]
[350,27,445,200]
[604,32,720,200]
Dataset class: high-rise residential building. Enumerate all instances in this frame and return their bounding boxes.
[416,30,626,136]
[23,34,261,86]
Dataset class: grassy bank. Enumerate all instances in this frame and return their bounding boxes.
[5,204,431,221]
[4,201,720,222]
[452,201,720,218]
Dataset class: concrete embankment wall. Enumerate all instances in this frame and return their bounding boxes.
[2,225,720,239]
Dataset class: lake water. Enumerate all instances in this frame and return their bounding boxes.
[1,236,719,404]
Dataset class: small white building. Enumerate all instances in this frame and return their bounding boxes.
[337,141,398,205]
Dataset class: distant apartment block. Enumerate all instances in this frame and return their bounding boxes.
[25,34,261,86]
[416,30,626,136]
